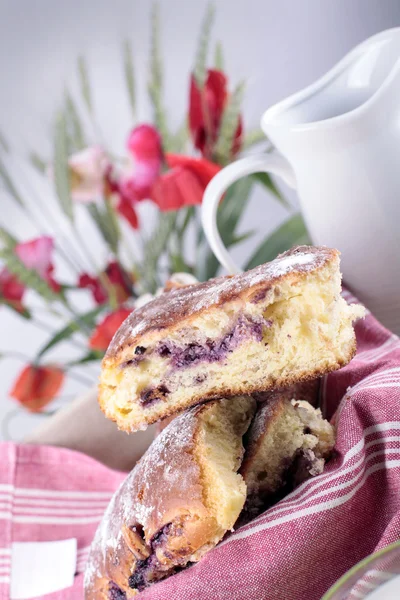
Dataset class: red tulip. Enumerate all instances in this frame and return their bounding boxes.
[78,273,108,304]
[189,69,243,160]
[0,268,25,312]
[10,364,64,412]
[116,192,139,229]
[105,168,139,230]
[109,123,221,214]
[89,307,131,351]
[150,154,221,211]
[165,154,221,187]
[105,261,133,302]
[79,261,133,305]
[15,236,60,292]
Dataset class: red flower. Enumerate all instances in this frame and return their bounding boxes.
[78,261,133,305]
[10,364,64,412]
[116,192,139,229]
[150,154,221,211]
[78,273,108,304]
[89,307,131,351]
[105,261,133,303]
[111,124,221,213]
[15,236,60,292]
[105,168,139,230]
[165,154,221,187]
[0,268,25,312]
[189,69,243,160]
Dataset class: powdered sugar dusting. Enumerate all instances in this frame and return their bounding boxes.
[107,246,334,356]
[85,406,204,592]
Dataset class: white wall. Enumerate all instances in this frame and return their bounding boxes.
[1,0,399,439]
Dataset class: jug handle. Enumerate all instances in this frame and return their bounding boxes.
[202,153,296,274]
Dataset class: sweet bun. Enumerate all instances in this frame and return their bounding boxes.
[240,393,335,518]
[99,246,364,432]
[84,395,255,598]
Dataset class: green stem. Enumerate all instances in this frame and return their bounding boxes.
[66,369,97,386]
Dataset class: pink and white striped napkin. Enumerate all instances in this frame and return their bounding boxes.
[1,289,400,599]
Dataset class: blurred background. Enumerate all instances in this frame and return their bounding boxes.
[1,0,400,439]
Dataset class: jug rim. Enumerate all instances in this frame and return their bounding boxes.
[262,27,400,135]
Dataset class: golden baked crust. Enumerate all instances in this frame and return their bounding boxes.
[84,396,255,598]
[99,245,364,432]
[104,246,336,362]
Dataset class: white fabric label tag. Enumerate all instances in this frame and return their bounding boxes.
[10,539,77,599]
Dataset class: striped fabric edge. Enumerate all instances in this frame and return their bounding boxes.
[218,421,400,548]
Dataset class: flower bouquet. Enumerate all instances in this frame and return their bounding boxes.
[0,3,309,419]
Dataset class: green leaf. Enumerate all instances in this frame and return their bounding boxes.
[65,93,85,150]
[243,129,267,149]
[0,131,9,152]
[0,226,17,249]
[123,39,136,118]
[0,249,61,302]
[67,349,103,366]
[104,197,121,248]
[87,201,120,254]
[170,118,189,153]
[141,211,177,292]
[244,213,311,270]
[193,3,215,87]
[36,306,104,360]
[213,81,245,165]
[169,253,193,275]
[78,55,92,113]
[218,175,254,239]
[54,111,74,221]
[148,3,171,150]
[198,176,255,280]
[177,206,195,239]
[230,230,256,246]
[0,155,24,206]
[0,298,31,319]
[252,171,289,207]
[214,41,224,70]
[29,151,47,174]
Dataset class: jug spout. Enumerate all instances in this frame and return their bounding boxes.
[262,27,400,154]
[342,27,400,114]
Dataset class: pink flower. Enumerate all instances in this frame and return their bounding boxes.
[15,236,60,292]
[109,123,221,215]
[68,146,109,203]
[121,125,163,202]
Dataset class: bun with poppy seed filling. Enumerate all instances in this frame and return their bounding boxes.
[84,395,255,598]
[99,246,364,432]
[240,392,335,519]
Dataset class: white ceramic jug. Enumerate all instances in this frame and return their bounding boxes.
[202,28,400,335]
